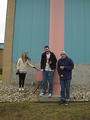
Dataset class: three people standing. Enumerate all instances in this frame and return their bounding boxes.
[16,48,74,106]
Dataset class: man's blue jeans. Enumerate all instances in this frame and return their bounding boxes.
[60,79,71,101]
[42,71,54,94]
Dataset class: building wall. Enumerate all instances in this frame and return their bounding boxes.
[13,0,50,62]
[13,0,90,63]
[0,43,4,49]
[3,0,90,95]
[12,0,50,85]
[0,44,4,69]
[49,0,64,94]
[0,49,3,69]
[65,0,90,63]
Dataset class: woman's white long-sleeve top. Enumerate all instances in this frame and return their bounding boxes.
[16,58,34,73]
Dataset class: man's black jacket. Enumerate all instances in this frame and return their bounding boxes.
[40,52,57,70]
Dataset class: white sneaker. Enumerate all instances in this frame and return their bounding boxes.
[22,88,24,91]
[19,88,21,91]
[65,101,69,106]
[40,93,44,97]
[48,93,52,97]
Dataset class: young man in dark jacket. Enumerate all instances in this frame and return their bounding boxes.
[40,46,57,97]
[57,50,74,105]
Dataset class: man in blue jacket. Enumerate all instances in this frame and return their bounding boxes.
[57,50,74,105]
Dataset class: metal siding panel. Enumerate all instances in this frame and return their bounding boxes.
[0,43,4,48]
[65,0,90,63]
[13,0,50,62]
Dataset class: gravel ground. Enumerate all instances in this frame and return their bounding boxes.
[0,81,41,103]
[71,85,90,101]
[0,81,90,102]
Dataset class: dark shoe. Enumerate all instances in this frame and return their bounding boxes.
[65,101,69,106]
[58,99,65,105]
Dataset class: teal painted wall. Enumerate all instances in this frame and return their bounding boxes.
[65,0,90,63]
[0,43,4,48]
[13,0,50,62]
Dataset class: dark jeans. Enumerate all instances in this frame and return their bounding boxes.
[60,79,71,101]
[19,73,26,88]
[42,71,54,94]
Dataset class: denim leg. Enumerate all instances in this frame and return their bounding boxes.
[60,80,66,100]
[65,80,71,101]
[42,71,47,94]
[48,71,54,94]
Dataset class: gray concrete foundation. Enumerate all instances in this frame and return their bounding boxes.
[12,63,90,86]
[72,64,90,85]
[11,63,90,98]
[11,62,40,85]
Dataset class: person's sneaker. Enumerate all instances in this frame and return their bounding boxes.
[65,101,69,106]
[19,88,21,91]
[22,88,24,91]
[58,99,65,105]
[40,93,45,97]
[48,93,52,97]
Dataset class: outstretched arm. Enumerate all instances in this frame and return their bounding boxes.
[27,60,41,71]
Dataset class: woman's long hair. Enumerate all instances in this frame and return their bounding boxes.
[22,52,30,62]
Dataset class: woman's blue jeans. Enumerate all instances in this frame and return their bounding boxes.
[60,79,71,101]
[42,71,54,94]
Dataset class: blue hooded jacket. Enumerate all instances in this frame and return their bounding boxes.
[57,56,74,80]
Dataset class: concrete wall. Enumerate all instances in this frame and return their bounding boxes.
[11,63,90,87]
[2,0,16,84]
[72,64,90,86]
[11,62,40,85]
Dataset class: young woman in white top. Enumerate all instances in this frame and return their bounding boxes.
[16,52,34,91]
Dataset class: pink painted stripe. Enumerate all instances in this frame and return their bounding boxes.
[49,0,64,58]
[36,0,64,95]
[49,0,64,95]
